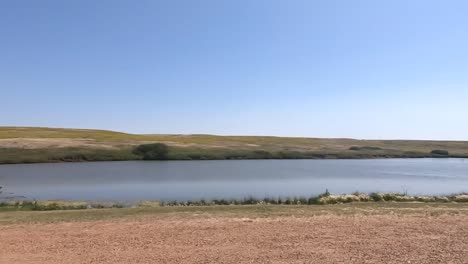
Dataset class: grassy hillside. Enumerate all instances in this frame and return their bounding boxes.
[0,127,467,164]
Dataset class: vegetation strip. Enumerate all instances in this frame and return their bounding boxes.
[2,192,468,211]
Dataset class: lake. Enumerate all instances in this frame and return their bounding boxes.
[0,159,467,201]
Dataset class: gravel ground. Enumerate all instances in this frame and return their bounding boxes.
[1,214,467,264]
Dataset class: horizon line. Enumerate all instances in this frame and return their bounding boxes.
[1,126,467,142]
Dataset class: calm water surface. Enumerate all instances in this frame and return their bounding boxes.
[0,159,467,201]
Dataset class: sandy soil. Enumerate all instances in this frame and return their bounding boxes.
[1,215,467,264]
[0,138,117,149]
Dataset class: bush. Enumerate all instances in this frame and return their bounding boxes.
[453,195,468,202]
[133,143,169,160]
[349,146,382,151]
[431,149,449,156]
[251,150,273,159]
[369,192,383,201]
[308,196,320,204]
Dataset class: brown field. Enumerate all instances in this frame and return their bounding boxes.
[2,126,468,153]
[1,204,467,264]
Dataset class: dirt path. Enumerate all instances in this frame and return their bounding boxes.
[1,214,467,264]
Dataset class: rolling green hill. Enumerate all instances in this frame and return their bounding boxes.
[0,127,467,164]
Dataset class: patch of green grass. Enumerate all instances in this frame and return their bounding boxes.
[0,200,127,211]
[0,147,140,164]
[1,203,468,225]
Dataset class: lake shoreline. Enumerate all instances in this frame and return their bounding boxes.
[2,192,468,211]
[1,149,466,165]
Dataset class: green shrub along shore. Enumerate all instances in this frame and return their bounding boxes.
[1,192,468,211]
[0,143,465,164]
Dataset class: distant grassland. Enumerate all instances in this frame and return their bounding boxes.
[0,127,468,164]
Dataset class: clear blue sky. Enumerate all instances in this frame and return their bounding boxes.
[1,1,467,140]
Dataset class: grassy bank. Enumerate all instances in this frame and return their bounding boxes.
[159,192,468,206]
[1,146,467,164]
[1,202,468,225]
[0,147,139,164]
[1,127,468,164]
[2,192,468,213]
